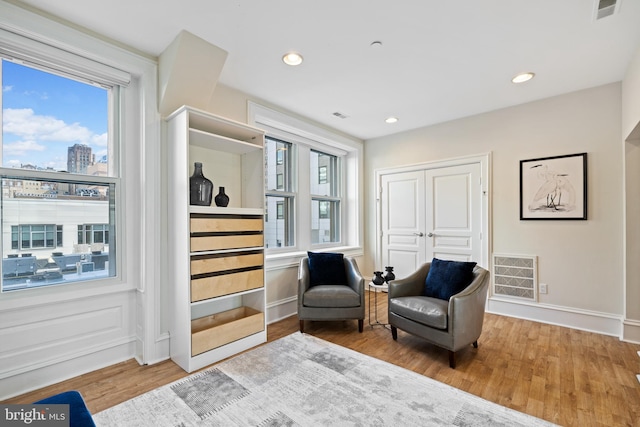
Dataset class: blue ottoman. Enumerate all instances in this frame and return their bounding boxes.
[34,390,96,427]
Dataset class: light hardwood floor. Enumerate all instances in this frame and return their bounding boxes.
[3,292,640,426]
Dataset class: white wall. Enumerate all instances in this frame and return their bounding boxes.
[365,83,625,335]
[622,44,640,342]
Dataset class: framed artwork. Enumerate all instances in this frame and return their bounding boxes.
[520,153,587,220]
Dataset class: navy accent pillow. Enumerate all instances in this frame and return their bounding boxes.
[307,252,348,286]
[424,258,477,300]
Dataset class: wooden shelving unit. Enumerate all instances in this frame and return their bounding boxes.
[167,106,266,373]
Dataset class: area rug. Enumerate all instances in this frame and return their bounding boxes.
[94,333,556,426]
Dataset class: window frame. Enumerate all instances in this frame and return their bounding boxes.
[0,12,148,296]
[249,101,363,264]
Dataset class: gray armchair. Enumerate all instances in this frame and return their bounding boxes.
[388,262,490,368]
[298,256,365,333]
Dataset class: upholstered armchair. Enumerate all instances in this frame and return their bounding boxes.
[388,260,490,368]
[298,253,365,334]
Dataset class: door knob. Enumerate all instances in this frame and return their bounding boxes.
[427,232,434,237]
[413,232,424,237]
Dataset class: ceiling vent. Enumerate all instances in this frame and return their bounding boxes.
[595,0,618,20]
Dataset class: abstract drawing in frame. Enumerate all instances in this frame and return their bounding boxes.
[520,153,587,220]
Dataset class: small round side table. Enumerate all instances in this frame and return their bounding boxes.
[368,281,390,328]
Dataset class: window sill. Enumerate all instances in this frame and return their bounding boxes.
[265,246,363,271]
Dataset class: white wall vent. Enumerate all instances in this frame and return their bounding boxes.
[492,254,538,301]
[595,0,619,20]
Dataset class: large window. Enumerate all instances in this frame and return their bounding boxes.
[250,102,363,257]
[264,137,344,250]
[0,56,119,292]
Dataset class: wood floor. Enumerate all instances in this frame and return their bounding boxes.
[3,292,640,426]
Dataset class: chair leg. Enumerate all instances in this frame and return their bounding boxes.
[391,326,398,340]
[473,340,478,348]
[299,320,304,334]
[449,350,456,369]
[358,319,363,333]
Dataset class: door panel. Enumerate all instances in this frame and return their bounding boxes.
[426,163,481,262]
[380,162,482,278]
[380,171,425,280]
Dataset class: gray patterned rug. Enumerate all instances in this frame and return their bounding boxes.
[94,333,556,426]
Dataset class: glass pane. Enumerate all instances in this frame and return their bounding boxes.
[265,137,291,192]
[264,195,293,248]
[310,150,337,196]
[1,176,116,291]
[311,199,339,244]
[1,60,109,176]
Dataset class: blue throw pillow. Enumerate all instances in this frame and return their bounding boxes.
[424,258,477,300]
[307,252,348,286]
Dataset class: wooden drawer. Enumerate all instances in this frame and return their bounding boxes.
[190,217,263,233]
[191,269,263,302]
[191,252,263,276]
[191,306,264,356]
[191,234,264,252]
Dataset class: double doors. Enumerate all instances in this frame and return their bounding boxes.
[379,160,485,280]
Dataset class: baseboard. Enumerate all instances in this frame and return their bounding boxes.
[266,296,297,324]
[0,337,135,400]
[134,333,171,366]
[486,297,622,338]
[622,318,640,344]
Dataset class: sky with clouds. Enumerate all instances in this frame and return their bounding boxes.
[1,59,108,172]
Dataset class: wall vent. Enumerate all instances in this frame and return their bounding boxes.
[595,0,618,20]
[492,254,538,301]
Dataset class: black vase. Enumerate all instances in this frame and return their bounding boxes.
[214,186,230,207]
[372,271,385,286]
[189,162,213,206]
[384,266,395,283]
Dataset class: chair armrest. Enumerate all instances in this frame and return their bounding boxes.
[388,263,431,298]
[345,257,365,303]
[298,257,311,297]
[449,266,490,345]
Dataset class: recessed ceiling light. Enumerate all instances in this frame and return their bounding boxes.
[385,117,399,124]
[370,41,383,48]
[282,52,303,66]
[512,72,535,83]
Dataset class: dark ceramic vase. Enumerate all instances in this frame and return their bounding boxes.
[189,162,213,206]
[214,186,230,207]
[372,271,385,286]
[384,266,395,283]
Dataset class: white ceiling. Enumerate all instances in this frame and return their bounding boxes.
[14,0,640,140]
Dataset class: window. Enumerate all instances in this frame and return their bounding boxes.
[0,53,120,291]
[11,225,62,249]
[264,139,344,249]
[318,166,327,184]
[264,137,294,249]
[77,224,109,245]
[310,150,340,244]
[250,101,363,257]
